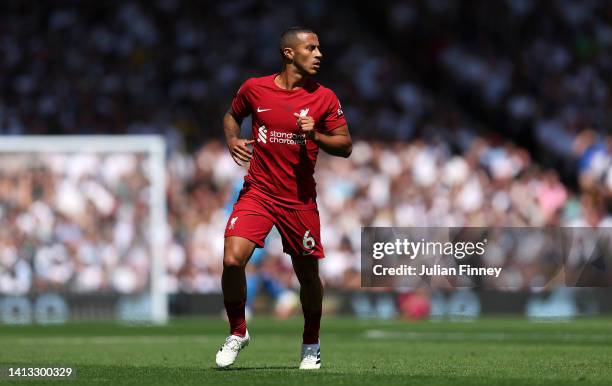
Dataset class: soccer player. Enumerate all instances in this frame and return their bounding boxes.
[215,26,352,370]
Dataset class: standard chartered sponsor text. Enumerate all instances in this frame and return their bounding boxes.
[269,130,306,145]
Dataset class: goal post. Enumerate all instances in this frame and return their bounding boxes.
[0,135,167,324]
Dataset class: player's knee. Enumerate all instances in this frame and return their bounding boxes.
[223,254,247,268]
[223,249,249,268]
[223,239,252,268]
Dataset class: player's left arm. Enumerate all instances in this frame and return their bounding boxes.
[294,114,352,158]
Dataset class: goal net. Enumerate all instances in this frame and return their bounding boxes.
[0,136,167,324]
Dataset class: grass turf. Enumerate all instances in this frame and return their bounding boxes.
[0,316,611,385]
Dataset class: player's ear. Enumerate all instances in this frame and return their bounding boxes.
[283,47,294,62]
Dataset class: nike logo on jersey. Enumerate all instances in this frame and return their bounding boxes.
[299,108,310,117]
[257,107,271,112]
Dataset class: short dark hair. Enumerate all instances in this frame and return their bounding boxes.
[279,26,316,54]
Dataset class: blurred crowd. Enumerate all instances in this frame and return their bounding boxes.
[390,0,612,197]
[1,0,611,191]
[2,1,610,147]
[0,153,151,295]
[0,0,365,145]
[0,0,611,298]
[0,136,609,296]
[171,133,610,294]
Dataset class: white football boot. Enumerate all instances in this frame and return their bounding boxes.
[215,330,250,368]
[299,342,321,370]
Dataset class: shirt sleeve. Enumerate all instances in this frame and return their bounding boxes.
[230,79,253,119]
[320,90,347,133]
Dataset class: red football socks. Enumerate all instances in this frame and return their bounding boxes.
[302,308,322,344]
[224,300,247,336]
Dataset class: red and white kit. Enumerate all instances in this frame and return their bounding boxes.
[224,74,346,258]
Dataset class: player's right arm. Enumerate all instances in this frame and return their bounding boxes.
[224,80,255,166]
[224,109,254,166]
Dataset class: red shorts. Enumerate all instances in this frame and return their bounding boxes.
[224,190,324,259]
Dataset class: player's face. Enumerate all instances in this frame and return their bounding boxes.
[292,33,323,75]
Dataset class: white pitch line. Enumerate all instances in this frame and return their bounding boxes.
[364,330,612,342]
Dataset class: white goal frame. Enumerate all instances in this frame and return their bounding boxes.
[0,135,168,324]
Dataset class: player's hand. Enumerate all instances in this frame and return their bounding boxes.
[294,113,316,140]
[227,137,255,166]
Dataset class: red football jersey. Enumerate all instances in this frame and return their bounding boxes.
[231,74,347,209]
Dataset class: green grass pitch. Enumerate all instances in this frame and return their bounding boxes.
[1,316,611,385]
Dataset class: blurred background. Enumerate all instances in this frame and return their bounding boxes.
[0,0,611,324]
